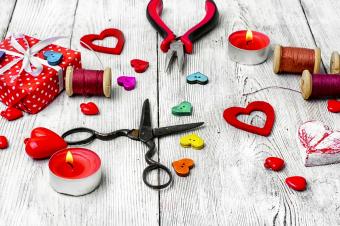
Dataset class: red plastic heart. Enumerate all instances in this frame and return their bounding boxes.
[1,107,23,121]
[223,101,275,137]
[130,59,149,73]
[0,136,8,149]
[80,102,99,115]
[285,176,307,191]
[24,127,67,159]
[327,99,340,113]
[264,157,285,171]
[80,28,125,55]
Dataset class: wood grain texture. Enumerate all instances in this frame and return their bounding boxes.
[0,0,339,225]
[158,0,340,225]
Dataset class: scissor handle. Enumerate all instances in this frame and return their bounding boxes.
[143,163,173,189]
[62,127,130,145]
[62,127,97,145]
[142,140,173,189]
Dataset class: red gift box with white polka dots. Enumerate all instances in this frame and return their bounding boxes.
[0,35,81,114]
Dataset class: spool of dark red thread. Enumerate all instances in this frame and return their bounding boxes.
[65,66,111,97]
[273,45,321,74]
[301,70,340,99]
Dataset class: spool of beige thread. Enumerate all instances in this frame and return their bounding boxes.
[300,70,313,100]
[330,51,340,74]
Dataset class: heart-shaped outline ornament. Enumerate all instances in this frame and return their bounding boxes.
[80,28,125,55]
[223,101,275,137]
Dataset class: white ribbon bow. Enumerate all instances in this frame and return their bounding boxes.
[0,34,65,82]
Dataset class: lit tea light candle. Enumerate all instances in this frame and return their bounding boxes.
[228,29,270,65]
[48,148,101,196]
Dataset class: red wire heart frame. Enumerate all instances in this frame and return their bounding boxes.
[80,28,125,55]
[223,101,275,137]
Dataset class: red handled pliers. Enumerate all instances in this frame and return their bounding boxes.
[147,0,219,72]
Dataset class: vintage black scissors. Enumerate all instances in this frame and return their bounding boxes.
[61,99,204,189]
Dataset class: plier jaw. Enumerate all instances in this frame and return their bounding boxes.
[164,41,185,72]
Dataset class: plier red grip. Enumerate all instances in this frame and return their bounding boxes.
[147,0,219,71]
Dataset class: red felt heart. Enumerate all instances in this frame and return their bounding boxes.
[80,28,125,55]
[24,127,67,159]
[0,136,8,149]
[1,107,23,121]
[223,101,275,136]
[264,157,285,171]
[130,59,149,73]
[285,176,307,191]
[327,100,340,113]
[80,102,99,115]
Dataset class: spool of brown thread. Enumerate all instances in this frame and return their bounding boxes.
[330,51,340,74]
[273,45,321,74]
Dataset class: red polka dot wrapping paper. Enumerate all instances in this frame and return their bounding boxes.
[0,35,82,114]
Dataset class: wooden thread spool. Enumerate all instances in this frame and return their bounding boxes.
[330,51,340,74]
[65,66,112,97]
[300,70,313,99]
[273,45,321,74]
[300,70,340,100]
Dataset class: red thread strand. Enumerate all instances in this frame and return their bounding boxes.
[72,69,104,96]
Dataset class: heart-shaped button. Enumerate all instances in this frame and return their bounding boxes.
[117,76,136,91]
[0,136,8,149]
[172,101,192,116]
[24,127,67,159]
[180,134,204,150]
[223,101,275,137]
[186,72,208,85]
[80,102,99,115]
[1,107,23,121]
[0,51,6,63]
[172,158,195,177]
[327,100,340,113]
[43,51,63,66]
[298,120,340,166]
[130,59,149,73]
[285,176,307,191]
[80,28,125,55]
[264,157,285,171]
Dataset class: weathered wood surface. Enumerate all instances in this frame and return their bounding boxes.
[0,0,339,225]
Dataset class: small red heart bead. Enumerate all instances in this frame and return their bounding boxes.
[1,107,23,121]
[130,59,149,73]
[24,127,67,159]
[264,157,285,171]
[80,102,99,115]
[0,136,8,149]
[285,176,307,191]
[327,100,340,113]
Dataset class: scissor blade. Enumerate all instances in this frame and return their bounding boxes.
[139,99,152,129]
[153,122,204,137]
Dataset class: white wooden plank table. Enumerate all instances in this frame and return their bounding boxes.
[0,0,339,225]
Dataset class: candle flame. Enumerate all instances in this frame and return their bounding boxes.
[246,30,253,43]
[65,151,73,166]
